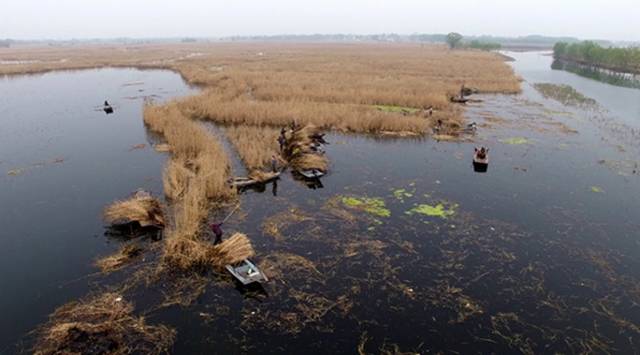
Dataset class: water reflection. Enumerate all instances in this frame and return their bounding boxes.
[552,59,640,89]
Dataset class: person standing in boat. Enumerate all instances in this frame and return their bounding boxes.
[278,133,286,152]
[210,222,223,245]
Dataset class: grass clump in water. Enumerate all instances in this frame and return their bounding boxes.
[500,137,529,145]
[95,244,143,273]
[406,203,457,219]
[590,186,604,193]
[33,293,175,355]
[341,196,391,218]
[533,83,597,106]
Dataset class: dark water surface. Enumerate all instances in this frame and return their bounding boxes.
[0,69,195,352]
[2,54,640,354]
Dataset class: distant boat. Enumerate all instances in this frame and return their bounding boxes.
[103,100,114,114]
[297,169,325,179]
[473,148,489,173]
[225,259,268,285]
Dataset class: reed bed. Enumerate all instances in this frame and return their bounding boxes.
[34,292,175,355]
[3,43,520,135]
[143,101,245,270]
[224,125,280,171]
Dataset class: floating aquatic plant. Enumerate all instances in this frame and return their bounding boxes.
[406,203,457,219]
[341,196,391,218]
[590,186,604,193]
[392,188,414,202]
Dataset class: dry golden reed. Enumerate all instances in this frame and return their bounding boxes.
[224,125,280,171]
[34,292,175,355]
[2,42,520,135]
[95,244,143,273]
[103,194,165,228]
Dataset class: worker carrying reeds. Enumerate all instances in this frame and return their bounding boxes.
[211,222,223,245]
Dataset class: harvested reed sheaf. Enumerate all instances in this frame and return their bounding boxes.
[208,233,255,266]
[284,125,329,173]
[103,192,165,228]
[163,231,255,270]
[95,244,143,273]
[34,293,175,355]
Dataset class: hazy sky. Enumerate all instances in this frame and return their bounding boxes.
[3,0,639,41]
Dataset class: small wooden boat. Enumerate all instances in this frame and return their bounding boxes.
[225,259,268,285]
[297,169,325,179]
[450,96,469,104]
[231,172,280,188]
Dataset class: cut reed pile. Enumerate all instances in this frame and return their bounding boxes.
[163,232,255,270]
[284,125,329,173]
[34,292,175,355]
[103,192,165,228]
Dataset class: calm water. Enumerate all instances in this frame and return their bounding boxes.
[2,54,640,354]
[0,69,195,352]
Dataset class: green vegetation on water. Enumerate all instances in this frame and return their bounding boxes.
[406,203,458,219]
[533,83,597,107]
[341,196,391,218]
[590,186,604,193]
[553,41,640,74]
[392,188,414,202]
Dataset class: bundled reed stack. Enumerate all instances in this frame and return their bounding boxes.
[284,125,329,174]
[103,191,165,228]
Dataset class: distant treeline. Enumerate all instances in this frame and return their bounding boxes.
[0,39,12,48]
[467,40,501,51]
[224,34,583,49]
[554,41,640,74]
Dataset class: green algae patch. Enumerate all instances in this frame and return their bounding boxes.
[374,105,421,115]
[392,188,414,202]
[500,137,529,145]
[406,203,458,219]
[341,196,391,218]
[590,186,604,193]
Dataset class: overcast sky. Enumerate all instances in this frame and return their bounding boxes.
[2,0,639,41]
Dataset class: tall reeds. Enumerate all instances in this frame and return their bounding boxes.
[143,102,242,270]
[224,125,280,171]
